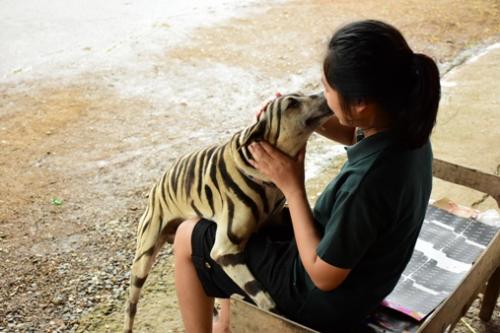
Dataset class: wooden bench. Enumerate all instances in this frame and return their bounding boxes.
[230,158,500,333]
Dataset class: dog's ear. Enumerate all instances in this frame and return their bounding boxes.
[285,96,300,109]
[241,118,267,146]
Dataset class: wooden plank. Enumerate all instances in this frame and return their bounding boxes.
[230,297,318,333]
[432,158,500,204]
[479,267,500,321]
[417,230,500,332]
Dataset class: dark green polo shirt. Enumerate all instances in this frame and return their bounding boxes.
[294,131,432,331]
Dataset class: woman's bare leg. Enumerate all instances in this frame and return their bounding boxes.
[174,219,213,333]
[213,299,231,333]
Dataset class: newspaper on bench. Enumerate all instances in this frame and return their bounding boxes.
[382,201,500,322]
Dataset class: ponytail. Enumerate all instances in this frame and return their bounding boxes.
[398,53,441,148]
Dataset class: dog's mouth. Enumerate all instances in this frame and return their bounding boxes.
[305,101,333,128]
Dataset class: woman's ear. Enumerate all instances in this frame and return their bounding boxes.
[352,100,369,115]
[352,100,380,122]
[353,100,383,128]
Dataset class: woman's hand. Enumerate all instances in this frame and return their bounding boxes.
[255,92,282,119]
[248,141,306,198]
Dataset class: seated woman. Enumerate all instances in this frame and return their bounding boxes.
[173,19,440,333]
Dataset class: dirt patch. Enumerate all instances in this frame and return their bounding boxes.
[168,0,500,77]
[1,0,499,332]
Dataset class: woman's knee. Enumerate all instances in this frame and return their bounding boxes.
[173,218,199,256]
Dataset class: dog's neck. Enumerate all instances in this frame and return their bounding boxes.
[230,131,275,187]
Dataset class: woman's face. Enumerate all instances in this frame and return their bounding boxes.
[321,75,350,126]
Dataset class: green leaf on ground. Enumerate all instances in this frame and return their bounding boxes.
[51,197,63,206]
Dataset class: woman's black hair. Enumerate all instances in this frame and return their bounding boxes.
[323,20,441,148]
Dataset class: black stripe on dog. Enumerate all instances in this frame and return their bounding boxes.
[190,200,203,217]
[167,171,177,206]
[196,149,208,198]
[179,157,192,197]
[170,160,181,196]
[205,185,214,216]
[237,144,254,168]
[244,119,267,145]
[132,275,148,288]
[278,97,286,117]
[139,216,152,241]
[238,169,268,215]
[218,150,259,222]
[184,153,198,197]
[127,302,137,318]
[216,252,246,266]
[209,147,223,198]
[134,243,155,262]
[198,146,217,198]
[142,201,151,225]
[202,146,217,185]
[266,102,273,143]
[139,188,157,236]
[157,202,163,236]
[160,172,168,203]
[244,280,262,296]
[226,196,243,245]
[274,105,282,146]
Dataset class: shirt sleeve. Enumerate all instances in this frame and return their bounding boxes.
[316,190,380,269]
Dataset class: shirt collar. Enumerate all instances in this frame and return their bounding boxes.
[345,130,396,164]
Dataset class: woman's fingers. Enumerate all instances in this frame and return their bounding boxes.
[256,141,282,158]
[248,143,273,174]
[248,140,306,197]
[251,141,302,165]
[247,158,257,168]
[259,141,305,164]
[249,142,272,161]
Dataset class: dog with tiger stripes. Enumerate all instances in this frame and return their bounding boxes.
[124,92,332,332]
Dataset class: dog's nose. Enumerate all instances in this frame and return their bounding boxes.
[309,92,331,114]
[310,92,325,100]
[315,92,332,115]
[320,100,333,114]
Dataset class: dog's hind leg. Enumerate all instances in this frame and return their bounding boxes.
[210,223,276,311]
[124,252,155,333]
[124,187,170,333]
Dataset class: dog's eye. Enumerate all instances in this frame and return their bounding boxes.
[286,98,300,109]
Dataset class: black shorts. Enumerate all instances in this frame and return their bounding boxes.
[191,216,304,318]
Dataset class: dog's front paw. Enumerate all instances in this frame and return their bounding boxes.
[254,291,276,311]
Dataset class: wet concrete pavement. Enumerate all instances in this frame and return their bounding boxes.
[432,43,500,211]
